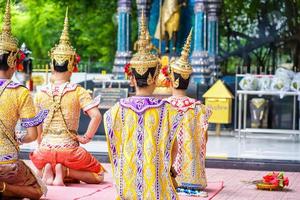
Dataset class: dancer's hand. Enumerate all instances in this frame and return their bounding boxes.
[76,135,92,144]
[15,130,27,145]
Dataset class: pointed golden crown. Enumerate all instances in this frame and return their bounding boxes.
[50,7,76,72]
[170,29,193,80]
[0,0,18,54]
[130,10,160,77]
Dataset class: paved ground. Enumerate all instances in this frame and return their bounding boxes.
[102,163,300,200]
[24,160,300,200]
[204,168,299,200]
[21,131,300,199]
[24,161,300,200]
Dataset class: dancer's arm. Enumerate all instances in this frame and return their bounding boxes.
[37,124,43,144]
[77,107,102,144]
[171,138,178,166]
[16,127,38,144]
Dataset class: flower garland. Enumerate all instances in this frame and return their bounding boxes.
[161,65,169,77]
[256,171,289,190]
[73,54,81,72]
[124,63,132,77]
[263,172,289,188]
[161,65,171,86]
[16,50,26,71]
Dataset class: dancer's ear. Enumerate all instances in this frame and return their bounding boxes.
[129,76,135,87]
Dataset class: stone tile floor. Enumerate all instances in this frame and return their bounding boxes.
[102,163,300,200]
[23,159,300,199]
[21,132,300,199]
[204,168,299,200]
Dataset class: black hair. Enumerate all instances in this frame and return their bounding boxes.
[53,59,69,72]
[132,67,157,88]
[173,71,190,90]
[0,52,10,71]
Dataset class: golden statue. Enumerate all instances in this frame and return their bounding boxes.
[155,0,187,54]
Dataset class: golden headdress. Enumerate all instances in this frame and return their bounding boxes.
[129,10,160,85]
[0,0,19,68]
[50,8,76,72]
[170,29,193,88]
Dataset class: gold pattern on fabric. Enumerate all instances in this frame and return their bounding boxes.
[35,84,94,149]
[104,102,182,199]
[0,81,36,159]
[175,105,208,189]
[0,160,46,195]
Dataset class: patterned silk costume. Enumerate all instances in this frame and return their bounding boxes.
[166,96,211,189]
[104,11,184,200]
[30,82,104,175]
[30,9,104,177]
[0,0,47,196]
[104,97,183,200]
[166,30,212,196]
[0,80,47,195]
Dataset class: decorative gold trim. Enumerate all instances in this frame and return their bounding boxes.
[181,72,190,80]
[0,159,17,165]
[135,66,148,76]
[174,78,179,88]
[50,7,76,72]
[170,29,193,82]
[130,9,160,79]
[147,72,154,85]
[0,0,19,68]
[7,51,17,68]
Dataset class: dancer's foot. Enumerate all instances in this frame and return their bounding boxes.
[52,164,65,186]
[42,163,54,185]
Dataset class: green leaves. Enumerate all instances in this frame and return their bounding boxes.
[0,0,117,70]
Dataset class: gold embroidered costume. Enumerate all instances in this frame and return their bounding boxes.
[166,31,212,196]
[0,2,47,196]
[30,9,104,176]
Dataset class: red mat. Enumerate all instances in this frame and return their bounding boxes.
[41,181,223,200]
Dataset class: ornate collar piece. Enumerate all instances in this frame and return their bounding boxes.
[41,82,78,96]
[165,96,202,112]
[120,96,165,114]
[0,79,23,89]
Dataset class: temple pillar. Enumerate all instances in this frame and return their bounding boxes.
[207,0,222,84]
[113,0,132,79]
[191,0,210,84]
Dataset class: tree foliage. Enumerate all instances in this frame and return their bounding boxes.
[220,0,300,73]
[0,0,118,70]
